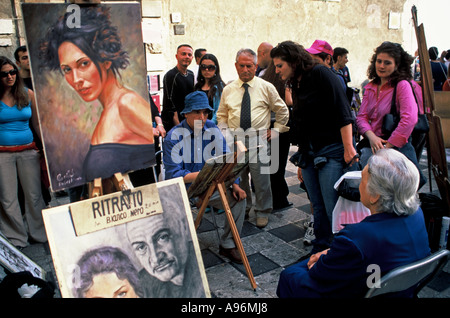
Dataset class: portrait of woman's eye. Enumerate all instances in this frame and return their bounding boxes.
[78,58,91,69]
[61,66,72,74]
[117,291,127,298]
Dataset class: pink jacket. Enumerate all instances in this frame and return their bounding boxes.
[356,80,423,148]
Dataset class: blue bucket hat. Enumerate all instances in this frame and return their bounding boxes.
[181,91,213,115]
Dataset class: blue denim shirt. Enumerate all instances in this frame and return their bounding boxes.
[163,119,236,188]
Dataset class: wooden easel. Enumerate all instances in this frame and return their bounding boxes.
[412,6,450,212]
[193,142,257,291]
[88,172,133,198]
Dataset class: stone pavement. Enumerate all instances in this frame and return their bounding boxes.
[3,146,450,299]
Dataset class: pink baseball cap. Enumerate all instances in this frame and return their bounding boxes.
[306,40,334,55]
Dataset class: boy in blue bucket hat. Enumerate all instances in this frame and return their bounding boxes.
[163,91,247,263]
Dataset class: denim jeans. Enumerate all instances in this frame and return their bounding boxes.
[301,143,346,253]
[0,150,46,247]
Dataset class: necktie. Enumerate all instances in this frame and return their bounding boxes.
[240,83,251,130]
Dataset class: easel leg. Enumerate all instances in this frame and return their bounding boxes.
[217,182,257,290]
[194,183,216,229]
[88,173,134,199]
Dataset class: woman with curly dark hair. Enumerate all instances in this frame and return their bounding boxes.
[39,6,154,183]
[356,41,426,188]
[271,41,357,254]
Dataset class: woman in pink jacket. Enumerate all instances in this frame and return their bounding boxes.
[356,42,426,189]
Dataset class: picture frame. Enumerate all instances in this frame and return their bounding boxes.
[43,178,210,298]
[22,2,155,191]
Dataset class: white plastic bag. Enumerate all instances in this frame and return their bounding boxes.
[332,197,370,233]
[332,171,370,233]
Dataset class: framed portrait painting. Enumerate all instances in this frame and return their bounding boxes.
[43,178,210,298]
[22,2,155,191]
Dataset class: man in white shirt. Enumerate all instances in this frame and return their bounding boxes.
[217,48,289,228]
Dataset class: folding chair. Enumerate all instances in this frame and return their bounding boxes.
[365,249,450,298]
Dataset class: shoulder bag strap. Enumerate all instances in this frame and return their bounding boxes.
[390,83,398,116]
[390,81,420,116]
[407,81,420,117]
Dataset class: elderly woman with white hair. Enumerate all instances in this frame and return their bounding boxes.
[277,148,430,298]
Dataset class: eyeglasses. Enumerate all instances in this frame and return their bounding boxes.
[200,64,216,71]
[0,69,18,78]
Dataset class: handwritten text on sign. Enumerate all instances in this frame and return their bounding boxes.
[69,184,163,236]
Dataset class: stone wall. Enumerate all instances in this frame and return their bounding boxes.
[2,0,416,93]
[0,0,20,59]
[155,0,407,88]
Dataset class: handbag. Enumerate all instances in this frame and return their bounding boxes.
[381,81,429,138]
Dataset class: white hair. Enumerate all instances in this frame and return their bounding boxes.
[366,149,420,216]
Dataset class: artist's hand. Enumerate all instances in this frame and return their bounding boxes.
[307,249,329,269]
[183,171,199,184]
[232,184,247,202]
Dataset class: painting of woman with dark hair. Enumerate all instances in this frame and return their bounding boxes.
[73,246,144,298]
[22,3,155,190]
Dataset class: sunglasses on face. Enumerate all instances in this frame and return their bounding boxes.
[0,69,18,78]
[200,64,216,71]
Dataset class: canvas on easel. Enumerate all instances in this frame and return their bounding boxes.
[412,5,450,211]
[21,2,156,192]
[43,178,210,298]
[188,142,257,290]
[187,145,260,199]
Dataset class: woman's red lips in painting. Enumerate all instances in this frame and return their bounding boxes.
[78,87,91,96]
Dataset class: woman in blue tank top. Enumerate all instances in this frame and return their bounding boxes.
[0,56,47,248]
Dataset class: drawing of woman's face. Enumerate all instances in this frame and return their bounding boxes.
[58,41,111,102]
[83,272,139,298]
